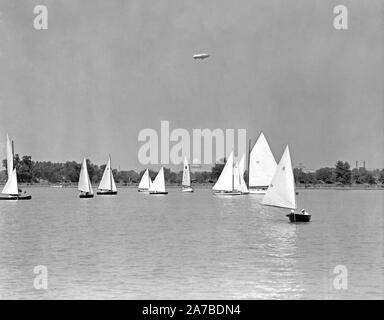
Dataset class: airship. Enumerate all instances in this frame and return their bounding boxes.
[193,53,210,60]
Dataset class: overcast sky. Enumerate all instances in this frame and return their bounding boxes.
[0,0,382,170]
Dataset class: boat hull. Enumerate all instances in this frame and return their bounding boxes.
[286,213,311,223]
[149,191,168,195]
[248,189,266,195]
[0,194,32,200]
[182,187,194,193]
[79,194,94,198]
[97,191,118,195]
[213,191,242,196]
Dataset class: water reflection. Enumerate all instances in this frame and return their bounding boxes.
[0,187,382,299]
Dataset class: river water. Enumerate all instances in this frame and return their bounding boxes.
[0,187,382,299]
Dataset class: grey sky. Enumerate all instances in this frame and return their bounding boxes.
[0,0,383,170]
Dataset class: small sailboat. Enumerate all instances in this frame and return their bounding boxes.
[212,152,242,196]
[0,134,31,200]
[261,146,310,222]
[138,168,152,192]
[149,167,168,194]
[182,156,193,192]
[97,155,118,195]
[248,132,277,194]
[78,158,94,198]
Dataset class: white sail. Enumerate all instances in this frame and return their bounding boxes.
[2,168,18,195]
[98,156,116,191]
[212,152,234,192]
[249,132,277,188]
[138,168,152,190]
[238,154,249,193]
[182,156,191,187]
[111,173,117,192]
[78,158,93,194]
[262,145,297,209]
[149,167,166,193]
[6,134,13,178]
[233,161,242,192]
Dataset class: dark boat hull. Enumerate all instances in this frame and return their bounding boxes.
[79,194,94,198]
[149,191,168,195]
[286,213,311,222]
[97,191,117,195]
[0,195,32,200]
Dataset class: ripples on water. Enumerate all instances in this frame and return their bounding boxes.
[0,188,383,299]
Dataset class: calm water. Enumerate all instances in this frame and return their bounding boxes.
[0,187,383,299]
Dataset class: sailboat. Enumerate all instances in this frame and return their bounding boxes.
[97,155,118,195]
[248,132,277,194]
[0,134,31,200]
[238,154,249,194]
[212,151,242,196]
[261,146,310,222]
[138,168,152,192]
[78,158,94,198]
[182,156,193,192]
[149,167,168,194]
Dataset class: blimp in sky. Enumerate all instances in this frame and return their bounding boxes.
[193,53,210,60]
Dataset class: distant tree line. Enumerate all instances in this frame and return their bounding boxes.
[1,156,383,186]
[294,161,382,186]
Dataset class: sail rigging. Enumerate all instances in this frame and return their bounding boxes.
[261,145,296,209]
[78,158,93,194]
[98,156,117,192]
[249,132,277,188]
[138,169,152,190]
[182,156,191,187]
[212,152,235,192]
[149,167,166,193]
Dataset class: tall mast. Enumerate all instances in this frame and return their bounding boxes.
[109,154,112,191]
[12,140,15,170]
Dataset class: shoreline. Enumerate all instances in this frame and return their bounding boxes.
[9,183,384,191]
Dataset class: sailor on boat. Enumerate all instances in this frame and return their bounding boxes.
[300,209,309,215]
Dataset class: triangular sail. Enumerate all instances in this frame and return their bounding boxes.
[98,156,116,191]
[149,167,166,193]
[262,146,296,209]
[138,169,151,190]
[6,134,13,178]
[182,156,191,187]
[238,154,249,193]
[249,132,277,188]
[2,168,18,195]
[78,158,93,194]
[111,173,117,192]
[212,152,234,192]
[233,161,242,192]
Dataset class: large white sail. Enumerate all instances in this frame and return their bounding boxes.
[138,168,152,190]
[238,154,249,193]
[149,167,166,193]
[98,156,116,191]
[249,132,277,188]
[262,145,297,209]
[78,158,93,194]
[182,156,191,187]
[2,168,18,195]
[6,134,13,178]
[212,152,234,192]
